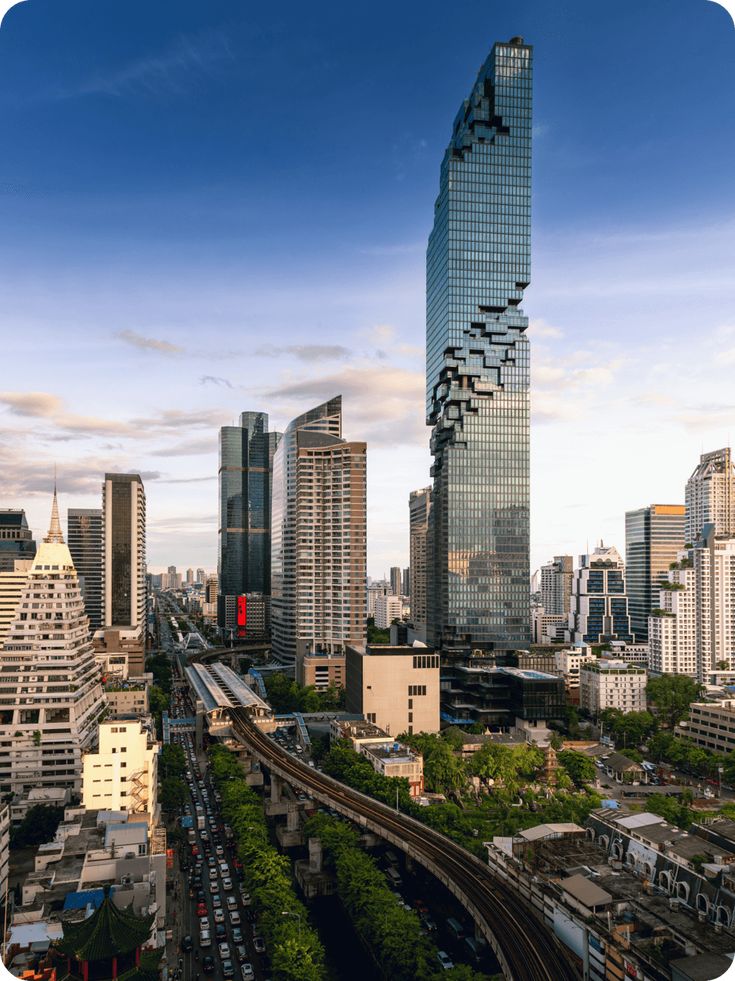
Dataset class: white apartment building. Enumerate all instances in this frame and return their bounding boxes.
[648,562,697,676]
[0,492,106,797]
[694,528,735,683]
[0,803,9,905]
[539,555,573,616]
[677,700,735,755]
[82,719,159,825]
[532,607,566,644]
[553,648,596,694]
[579,660,647,716]
[686,447,735,543]
[375,594,402,630]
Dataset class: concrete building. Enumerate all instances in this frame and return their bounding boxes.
[0,558,32,648]
[103,679,149,718]
[345,643,440,737]
[567,544,633,645]
[296,652,345,690]
[271,397,367,668]
[0,802,9,905]
[0,509,37,571]
[374,594,402,630]
[677,700,735,755]
[330,719,424,797]
[553,648,596,700]
[82,719,159,825]
[390,566,402,597]
[686,447,735,543]
[402,567,410,597]
[531,607,566,644]
[99,474,147,676]
[67,508,103,632]
[648,559,697,676]
[367,581,388,620]
[693,526,735,683]
[579,660,647,716]
[408,487,431,638]
[539,555,573,617]
[625,504,686,641]
[0,491,106,797]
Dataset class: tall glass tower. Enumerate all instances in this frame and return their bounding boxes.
[427,37,532,655]
[217,412,281,631]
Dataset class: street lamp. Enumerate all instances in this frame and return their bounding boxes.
[281,910,301,939]
[719,766,725,799]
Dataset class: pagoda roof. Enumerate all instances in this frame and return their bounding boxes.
[56,885,153,961]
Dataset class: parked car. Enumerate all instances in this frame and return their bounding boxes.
[230,910,241,926]
[214,909,225,924]
[253,937,266,955]
[437,951,454,971]
[241,965,255,981]
[218,943,231,960]
[235,945,248,964]
[202,956,215,975]
[222,960,234,979]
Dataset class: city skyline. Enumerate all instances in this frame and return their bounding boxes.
[1,1,734,577]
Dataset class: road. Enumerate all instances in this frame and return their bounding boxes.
[230,708,579,981]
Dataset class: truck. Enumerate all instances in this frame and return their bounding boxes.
[181,815,194,830]
[197,814,206,831]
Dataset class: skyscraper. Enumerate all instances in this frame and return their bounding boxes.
[625,504,685,641]
[99,473,147,676]
[685,448,735,543]
[426,37,532,655]
[409,487,432,637]
[567,544,633,645]
[0,510,36,571]
[390,566,402,597]
[218,412,281,632]
[270,396,367,667]
[0,491,105,796]
[539,555,573,617]
[68,508,103,631]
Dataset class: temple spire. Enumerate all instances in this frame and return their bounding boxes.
[45,481,64,544]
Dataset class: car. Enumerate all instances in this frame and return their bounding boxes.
[226,895,237,910]
[180,935,193,952]
[253,937,266,955]
[223,878,233,891]
[210,881,220,895]
[219,862,229,874]
[230,911,241,926]
[196,903,208,917]
[209,868,218,880]
[199,930,212,949]
[215,924,227,941]
[196,889,206,903]
[232,927,243,944]
[421,914,437,931]
[241,965,255,981]
[208,856,216,867]
[202,956,215,975]
[235,945,248,964]
[437,951,454,971]
[241,892,252,907]
[199,916,209,930]
[218,942,231,960]
[212,895,222,909]
[222,960,235,979]
[214,909,225,924]
[216,845,224,856]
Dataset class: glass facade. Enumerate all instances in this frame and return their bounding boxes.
[625,504,685,641]
[218,412,281,629]
[67,508,102,630]
[427,38,532,654]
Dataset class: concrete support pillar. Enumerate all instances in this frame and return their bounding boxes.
[270,774,283,804]
[309,837,323,873]
[194,698,204,751]
[287,806,299,832]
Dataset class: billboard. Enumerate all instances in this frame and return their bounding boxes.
[237,595,247,637]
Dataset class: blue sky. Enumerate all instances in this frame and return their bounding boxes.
[0,0,734,576]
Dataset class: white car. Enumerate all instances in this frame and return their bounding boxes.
[230,910,241,925]
[223,878,233,891]
[219,942,231,960]
[213,909,225,924]
[241,965,254,981]
[437,951,454,971]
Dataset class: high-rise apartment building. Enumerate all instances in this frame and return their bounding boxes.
[402,567,410,597]
[185,568,194,585]
[579,660,647,717]
[390,567,402,597]
[625,504,685,642]
[271,396,367,667]
[218,411,281,632]
[539,555,573,617]
[196,567,206,584]
[99,473,147,676]
[694,525,735,683]
[0,492,105,796]
[375,594,402,630]
[0,510,36,571]
[686,448,735,543]
[0,560,32,649]
[426,38,532,655]
[648,561,697,677]
[67,508,102,631]
[82,719,159,825]
[409,487,431,637]
[567,545,633,645]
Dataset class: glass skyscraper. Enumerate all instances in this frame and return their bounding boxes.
[625,504,685,641]
[217,412,281,631]
[427,37,532,655]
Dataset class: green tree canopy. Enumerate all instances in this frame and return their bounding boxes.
[646,675,703,728]
[11,804,64,849]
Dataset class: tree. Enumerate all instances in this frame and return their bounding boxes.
[558,750,596,787]
[160,776,187,813]
[160,743,186,780]
[647,675,703,729]
[11,805,64,849]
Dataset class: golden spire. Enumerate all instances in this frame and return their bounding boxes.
[44,475,64,544]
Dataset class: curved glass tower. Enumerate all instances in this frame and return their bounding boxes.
[427,38,532,654]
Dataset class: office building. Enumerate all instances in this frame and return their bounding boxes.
[297,652,346,690]
[625,504,685,641]
[67,507,103,631]
[374,594,402,630]
[0,559,32,649]
[426,38,532,655]
[441,662,565,733]
[0,510,36,571]
[553,648,596,700]
[0,491,106,796]
[648,559,697,676]
[218,411,281,632]
[330,719,424,797]
[402,567,410,597]
[390,566,402,597]
[185,567,194,585]
[367,580,389,619]
[82,718,159,825]
[99,473,147,675]
[271,396,367,666]
[409,487,431,637]
[0,803,8,905]
[196,567,206,584]
[567,545,633,645]
[686,447,735,543]
[539,555,573,617]
[579,660,647,716]
[345,643,440,737]
[531,607,566,644]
